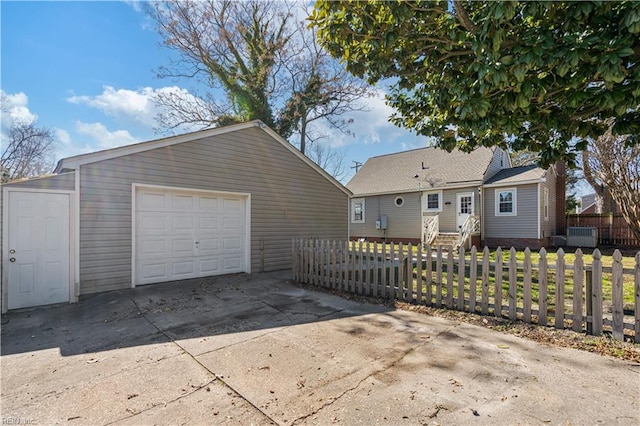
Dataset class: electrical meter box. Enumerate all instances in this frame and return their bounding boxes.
[376,215,388,230]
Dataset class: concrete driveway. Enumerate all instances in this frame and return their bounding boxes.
[1,271,638,425]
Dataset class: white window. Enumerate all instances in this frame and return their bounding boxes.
[543,187,549,221]
[425,190,442,212]
[351,198,365,223]
[394,196,405,207]
[495,188,517,216]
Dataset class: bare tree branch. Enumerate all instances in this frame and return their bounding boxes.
[1,121,56,183]
[582,126,640,240]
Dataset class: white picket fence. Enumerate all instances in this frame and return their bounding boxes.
[291,239,640,343]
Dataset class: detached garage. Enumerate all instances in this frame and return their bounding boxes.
[1,120,349,311]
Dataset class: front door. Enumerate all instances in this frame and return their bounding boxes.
[456,192,474,230]
[7,191,71,309]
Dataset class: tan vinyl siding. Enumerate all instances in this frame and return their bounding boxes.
[540,171,557,237]
[2,172,75,190]
[78,127,347,294]
[350,193,421,240]
[484,184,538,239]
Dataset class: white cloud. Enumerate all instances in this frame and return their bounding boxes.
[1,90,38,127]
[67,85,206,133]
[55,128,71,145]
[68,86,158,126]
[311,88,407,148]
[122,0,142,12]
[75,121,139,151]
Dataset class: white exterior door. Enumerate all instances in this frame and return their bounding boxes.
[135,187,248,285]
[456,192,474,230]
[7,191,71,309]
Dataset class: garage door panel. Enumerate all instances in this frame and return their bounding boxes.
[223,237,242,250]
[223,198,242,211]
[223,216,243,231]
[139,192,167,209]
[139,214,168,232]
[172,239,194,255]
[140,262,169,282]
[199,196,219,210]
[198,216,220,231]
[198,237,220,252]
[198,258,220,275]
[135,187,247,285]
[223,257,242,272]
[172,194,196,210]
[172,260,195,277]
[140,238,170,256]
[172,215,194,231]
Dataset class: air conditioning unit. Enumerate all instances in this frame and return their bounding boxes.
[566,227,598,248]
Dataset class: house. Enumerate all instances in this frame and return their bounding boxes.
[576,193,598,214]
[576,192,620,214]
[1,120,349,311]
[347,146,564,250]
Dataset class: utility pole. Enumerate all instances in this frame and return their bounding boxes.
[351,161,362,173]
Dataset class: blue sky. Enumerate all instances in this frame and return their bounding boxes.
[1,1,429,183]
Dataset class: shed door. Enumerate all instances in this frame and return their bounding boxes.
[7,191,71,309]
[135,187,247,285]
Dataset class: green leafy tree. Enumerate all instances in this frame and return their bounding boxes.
[147,0,371,156]
[310,1,640,166]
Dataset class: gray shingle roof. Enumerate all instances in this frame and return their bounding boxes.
[347,146,496,195]
[484,165,547,186]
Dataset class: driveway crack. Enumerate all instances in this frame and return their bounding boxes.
[291,326,440,425]
[118,290,279,425]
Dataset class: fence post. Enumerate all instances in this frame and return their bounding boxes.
[358,240,364,294]
[586,269,593,334]
[397,243,404,301]
[389,243,396,300]
[508,247,517,321]
[381,243,387,298]
[573,249,584,332]
[416,244,423,305]
[538,248,548,326]
[446,248,454,308]
[611,250,624,341]
[469,246,477,313]
[425,245,432,306]
[555,248,565,329]
[591,249,603,336]
[457,246,465,311]
[481,246,490,315]
[373,243,379,297]
[523,248,532,323]
[635,252,640,344]
[343,240,349,291]
[406,243,413,302]
[436,246,443,308]
[495,248,503,317]
[366,241,372,296]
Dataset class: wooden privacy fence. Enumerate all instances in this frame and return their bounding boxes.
[291,239,640,343]
[567,213,640,246]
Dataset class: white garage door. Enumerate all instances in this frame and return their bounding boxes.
[134,187,248,285]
